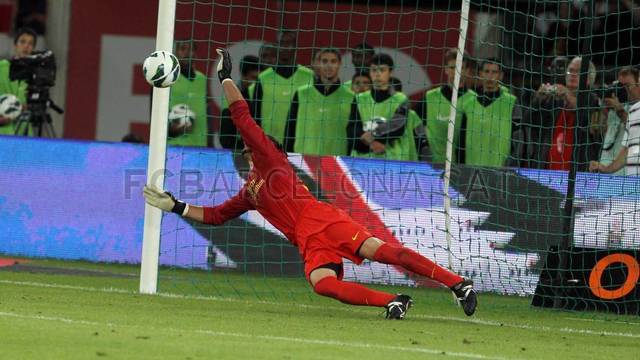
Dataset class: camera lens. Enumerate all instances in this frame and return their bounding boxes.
[616,83,628,103]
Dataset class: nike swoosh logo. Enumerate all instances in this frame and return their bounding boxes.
[352,231,360,241]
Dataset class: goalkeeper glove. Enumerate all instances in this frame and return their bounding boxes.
[143,185,188,216]
[216,48,232,83]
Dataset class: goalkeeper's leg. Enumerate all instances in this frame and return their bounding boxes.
[310,267,413,319]
[360,237,463,287]
[360,237,477,316]
[310,267,394,307]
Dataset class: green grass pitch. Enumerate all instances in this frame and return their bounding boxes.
[1,259,638,359]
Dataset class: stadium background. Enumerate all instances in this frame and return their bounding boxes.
[1,1,640,358]
[1,0,639,296]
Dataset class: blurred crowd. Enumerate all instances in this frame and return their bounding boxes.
[506,0,640,70]
[164,27,639,176]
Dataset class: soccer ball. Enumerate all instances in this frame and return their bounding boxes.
[363,116,386,132]
[168,104,195,130]
[142,50,181,88]
[0,94,22,120]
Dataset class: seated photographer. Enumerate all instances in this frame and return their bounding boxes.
[590,66,640,176]
[596,67,640,175]
[0,27,36,135]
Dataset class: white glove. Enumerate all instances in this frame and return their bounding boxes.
[143,185,188,215]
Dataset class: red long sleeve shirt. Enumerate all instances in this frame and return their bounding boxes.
[203,100,317,246]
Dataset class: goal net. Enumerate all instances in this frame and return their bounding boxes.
[149,0,640,313]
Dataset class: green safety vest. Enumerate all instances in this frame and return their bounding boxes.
[351,90,417,161]
[253,66,314,143]
[405,109,421,161]
[0,59,27,136]
[342,80,352,92]
[294,84,353,155]
[462,90,516,167]
[168,70,208,147]
[425,87,476,163]
[247,83,255,99]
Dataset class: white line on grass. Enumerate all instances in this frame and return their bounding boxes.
[0,310,511,360]
[0,311,105,326]
[2,279,640,339]
[415,314,640,339]
[194,329,513,359]
[562,317,640,326]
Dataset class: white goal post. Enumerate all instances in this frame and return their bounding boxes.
[444,0,471,271]
[140,0,177,294]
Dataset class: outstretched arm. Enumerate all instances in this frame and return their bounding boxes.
[202,191,254,225]
[216,49,282,159]
[143,185,253,225]
[216,48,246,107]
[221,79,244,107]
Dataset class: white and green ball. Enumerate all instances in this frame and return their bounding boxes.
[0,94,22,120]
[168,104,194,129]
[143,50,180,88]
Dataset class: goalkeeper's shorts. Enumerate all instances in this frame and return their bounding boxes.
[297,202,372,281]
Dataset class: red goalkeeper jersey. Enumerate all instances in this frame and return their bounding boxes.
[202,100,317,245]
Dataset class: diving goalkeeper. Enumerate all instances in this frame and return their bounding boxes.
[143,49,477,319]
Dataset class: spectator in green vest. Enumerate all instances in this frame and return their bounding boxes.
[167,39,210,147]
[219,55,261,151]
[249,31,314,144]
[414,48,477,163]
[0,27,35,135]
[351,71,371,94]
[460,58,523,167]
[347,53,420,162]
[285,48,354,156]
[258,43,276,72]
[343,42,375,91]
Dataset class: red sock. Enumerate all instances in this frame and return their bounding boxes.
[313,277,395,307]
[373,242,463,288]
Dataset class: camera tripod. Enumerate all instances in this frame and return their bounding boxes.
[13,86,63,138]
[14,109,57,137]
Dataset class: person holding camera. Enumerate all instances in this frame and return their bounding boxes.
[0,27,36,135]
[595,67,640,175]
[590,67,640,176]
[525,56,602,171]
